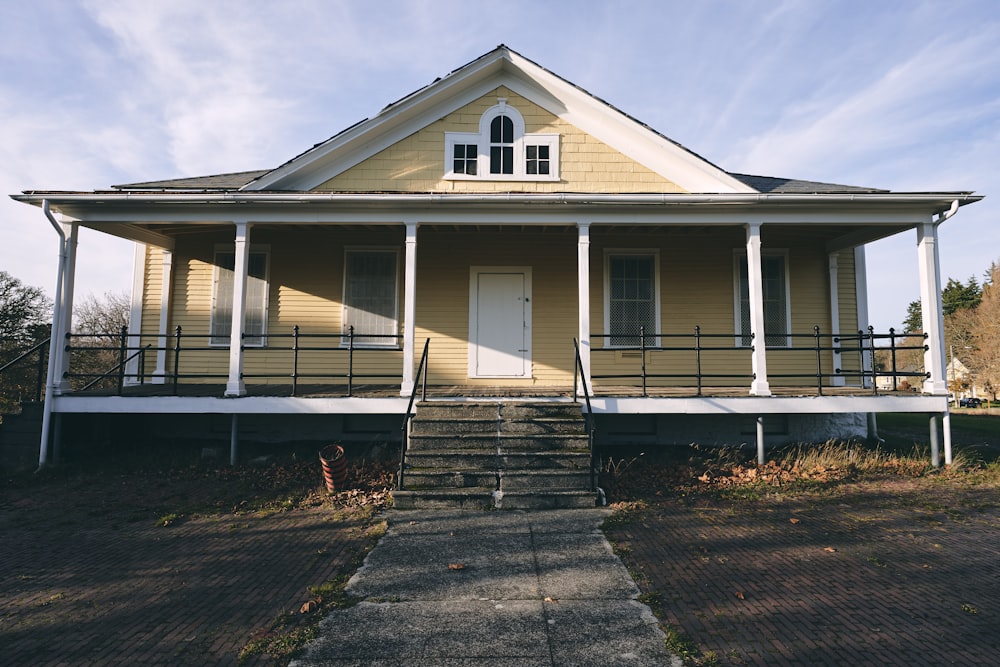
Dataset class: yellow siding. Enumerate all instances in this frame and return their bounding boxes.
[316,87,685,194]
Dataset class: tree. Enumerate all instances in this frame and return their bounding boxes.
[68,291,132,390]
[902,300,922,333]
[0,271,52,411]
[0,271,51,349]
[965,262,1000,402]
[903,276,981,333]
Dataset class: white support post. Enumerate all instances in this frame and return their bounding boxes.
[756,416,765,465]
[153,249,174,384]
[746,223,771,396]
[943,410,953,465]
[577,222,592,395]
[828,252,845,386]
[230,414,239,466]
[400,221,418,396]
[125,243,146,386]
[929,414,941,468]
[854,246,872,388]
[917,223,948,395]
[225,222,250,397]
[55,223,79,393]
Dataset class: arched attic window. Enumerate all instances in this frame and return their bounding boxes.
[445,99,559,181]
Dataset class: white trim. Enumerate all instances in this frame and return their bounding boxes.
[468,266,532,378]
[444,102,560,181]
[56,223,79,393]
[124,243,146,386]
[225,223,251,397]
[342,246,401,348]
[577,223,592,389]
[400,223,418,395]
[854,246,872,387]
[827,252,845,386]
[153,249,173,383]
[602,249,662,348]
[917,222,948,395]
[744,223,771,396]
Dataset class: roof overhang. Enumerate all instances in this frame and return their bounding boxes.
[12,191,980,249]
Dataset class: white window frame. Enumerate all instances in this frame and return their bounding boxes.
[733,249,792,348]
[603,249,661,348]
[342,246,401,349]
[209,244,270,348]
[444,99,560,181]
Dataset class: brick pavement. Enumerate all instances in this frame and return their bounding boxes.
[605,480,1000,666]
[0,488,381,666]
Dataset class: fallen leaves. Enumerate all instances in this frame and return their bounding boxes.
[789,517,801,525]
[299,600,318,614]
[448,563,466,571]
[824,547,837,553]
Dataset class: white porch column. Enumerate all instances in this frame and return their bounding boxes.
[225,222,251,397]
[152,249,174,383]
[854,246,872,387]
[746,222,771,396]
[55,223,79,393]
[828,252,845,386]
[125,243,145,386]
[917,222,948,395]
[576,222,592,394]
[400,221,418,396]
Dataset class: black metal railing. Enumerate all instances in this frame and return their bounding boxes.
[398,338,430,491]
[573,338,597,491]
[585,325,930,396]
[62,325,409,397]
[0,339,50,408]
[241,326,404,396]
[590,326,754,396]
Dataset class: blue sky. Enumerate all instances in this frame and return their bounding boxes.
[2,0,998,332]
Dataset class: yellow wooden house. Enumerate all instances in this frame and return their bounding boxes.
[12,46,982,480]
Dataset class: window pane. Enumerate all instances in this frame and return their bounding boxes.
[345,251,398,346]
[502,146,513,174]
[211,250,267,346]
[490,116,503,143]
[527,145,537,159]
[490,146,502,174]
[609,255,656,346]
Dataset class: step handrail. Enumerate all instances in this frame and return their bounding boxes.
[398,338,430,491]
[573,338,597,491]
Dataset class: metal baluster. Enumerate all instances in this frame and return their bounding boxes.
[173,326,182,396]
[291,325,300,397]
[640,325,647,397]
[347,325,354,397]
[695,326,703,397]
[814,326,823,395]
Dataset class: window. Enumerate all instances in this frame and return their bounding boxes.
[210,246,269,347]
[343,249,399,347]
[444,99,559,181]
[453,143,477,175]
[605,252,659,347]
[736,252,790,347]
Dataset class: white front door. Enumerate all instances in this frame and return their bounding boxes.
[469,268,531,378]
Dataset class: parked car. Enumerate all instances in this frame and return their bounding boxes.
[959,397,983,408]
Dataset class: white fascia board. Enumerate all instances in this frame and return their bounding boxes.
[500,53,755,194]
[589,395,948,414]
[50,394,411,414]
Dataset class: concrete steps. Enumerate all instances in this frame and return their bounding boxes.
[394,401,598,510]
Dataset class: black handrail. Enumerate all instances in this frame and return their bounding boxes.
[398,338,430,491]
[573,338,597,491]
[79,345,151,392]
[0,339,50,404]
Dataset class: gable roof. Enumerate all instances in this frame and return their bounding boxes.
[242,45,757,194]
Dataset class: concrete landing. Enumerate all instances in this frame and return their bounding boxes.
[290,509,680,666]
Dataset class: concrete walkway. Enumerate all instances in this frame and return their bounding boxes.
[291,509,680,666]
